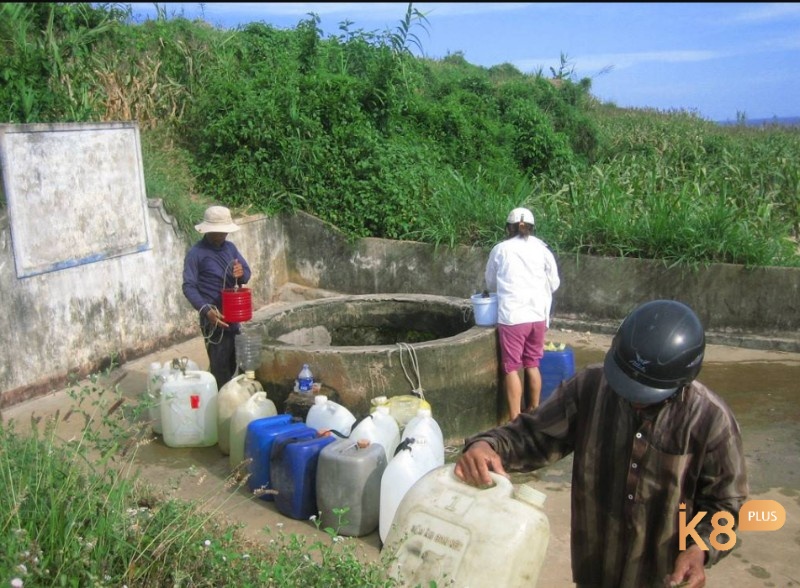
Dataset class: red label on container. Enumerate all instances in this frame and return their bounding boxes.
[190,394,200,409]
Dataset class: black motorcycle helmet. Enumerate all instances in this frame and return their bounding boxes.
[603,299,705,404]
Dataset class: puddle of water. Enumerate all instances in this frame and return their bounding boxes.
[699,361,800,427]
[571,347,800,428]
[568,345,800,494]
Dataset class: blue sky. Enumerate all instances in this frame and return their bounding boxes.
[128,2,800,122]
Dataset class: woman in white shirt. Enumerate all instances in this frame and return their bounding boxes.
[484,207,560,420]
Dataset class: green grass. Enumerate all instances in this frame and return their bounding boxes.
[0,368,402,587]
[1,2,798,268]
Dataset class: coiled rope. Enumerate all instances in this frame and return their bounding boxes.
[461,302,474,323]
[200,258,239,347]
[395,342,464,457]
[199,303,225,345]
[396,342,426,400]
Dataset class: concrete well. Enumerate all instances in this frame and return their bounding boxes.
[249,293,501,444]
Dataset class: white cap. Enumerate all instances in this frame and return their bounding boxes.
[506,207,535,225]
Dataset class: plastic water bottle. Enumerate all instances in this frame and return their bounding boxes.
[297,363,314,393]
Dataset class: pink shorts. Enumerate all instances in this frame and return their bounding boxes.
[497,322,547,374]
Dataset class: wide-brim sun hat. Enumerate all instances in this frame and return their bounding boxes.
[506,207,535,225]
[194,205,240,233]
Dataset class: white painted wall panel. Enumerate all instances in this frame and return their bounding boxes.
[0,122,150,277]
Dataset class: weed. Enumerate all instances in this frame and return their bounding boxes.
[0,366,400,587]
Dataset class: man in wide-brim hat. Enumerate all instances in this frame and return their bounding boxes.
[182,205,252,389]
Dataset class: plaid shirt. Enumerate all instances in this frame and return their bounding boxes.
[464,364,748,587]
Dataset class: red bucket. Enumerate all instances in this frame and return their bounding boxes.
[221,288,253,322]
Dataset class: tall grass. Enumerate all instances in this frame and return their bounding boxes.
[536,110,800,267]
[0,3,798,267]
[0,370,399,587]
[410,167,533,249]
[140,128,210,238]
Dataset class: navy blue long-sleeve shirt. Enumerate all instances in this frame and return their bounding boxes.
[182,237,252,326]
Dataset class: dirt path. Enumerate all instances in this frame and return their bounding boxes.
[4,327,798,587]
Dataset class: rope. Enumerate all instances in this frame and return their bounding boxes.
[221,257,239,291]
[199,303,225,346]
[393,344,466,457]
[461,302,474,323]
[396,342,426,400]
[201,257,238,347]
[170,356,190,375]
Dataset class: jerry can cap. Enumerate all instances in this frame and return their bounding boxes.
[515,484,547,508]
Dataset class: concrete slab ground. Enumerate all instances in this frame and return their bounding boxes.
[3,300,799,588]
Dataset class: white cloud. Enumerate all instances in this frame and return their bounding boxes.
[412,2,539,17]
[185,2,538,21]
[513,50,722,76]
[731,2,800,23]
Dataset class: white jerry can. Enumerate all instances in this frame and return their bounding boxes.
[383,463,550,588]
[218,373,264,455]
[160,369,219,448]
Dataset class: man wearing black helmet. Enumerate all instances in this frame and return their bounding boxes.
[455,299,748,588]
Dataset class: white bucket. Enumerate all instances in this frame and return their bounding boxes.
[383,464,550,588]
[470,293,498,326]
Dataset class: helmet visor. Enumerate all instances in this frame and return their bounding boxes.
[603,349,679,405]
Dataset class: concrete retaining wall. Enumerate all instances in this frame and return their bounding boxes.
[284,212,800,349]
[1,123,797,409]
[0,201,287,407]
[3,205,798,408]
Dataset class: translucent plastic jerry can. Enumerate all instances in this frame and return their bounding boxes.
[146,358,199,435]
[348,405,401,463]
[305,395,356,436]
[379,436,440,544]
[218,373,263,455]
[146,362,166,434]
[316,438,387,537]
[372,395,431,429]
[401,408,445,466]
[160,369,218,448]
[229,391,277,469]
[383,464,550,588]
